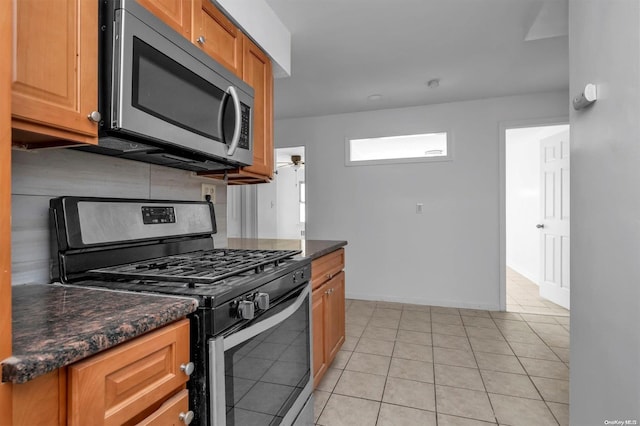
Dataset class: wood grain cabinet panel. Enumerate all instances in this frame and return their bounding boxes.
[67,319,190,426]
[137,0,192,38]
[0,0,12,422]
[11,0,99,147]
[311,249,345,290]
[311,251,346,387]
[312,286,327,387]
[325,272,346,363]
[240,37,274,180]
[135,388,190,426]
[12,369,66,426]
[192,0,243,77]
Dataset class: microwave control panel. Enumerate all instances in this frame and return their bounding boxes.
[239,104,251,150]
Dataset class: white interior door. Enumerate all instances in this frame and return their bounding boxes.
[539,129,570,309]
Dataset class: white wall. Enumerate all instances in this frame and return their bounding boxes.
[505,129,541,282]
[11,149,227,284]
[275,91,569,309]
[569,0,640,422]
[257,177,278,238]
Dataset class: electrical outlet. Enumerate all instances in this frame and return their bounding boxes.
[201,184,216,203]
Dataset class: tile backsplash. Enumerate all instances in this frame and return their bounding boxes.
[11,148,227,285]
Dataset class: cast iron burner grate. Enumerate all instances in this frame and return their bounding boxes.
[87,249,301,284]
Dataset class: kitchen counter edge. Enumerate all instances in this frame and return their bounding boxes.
[227,238,347,260]
[2,283,198,384]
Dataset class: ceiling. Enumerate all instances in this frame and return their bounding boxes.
[264,0,569,119]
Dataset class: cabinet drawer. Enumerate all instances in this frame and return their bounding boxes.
[311,249,345,290]
[68,319,191,426]
[136,388,189,426]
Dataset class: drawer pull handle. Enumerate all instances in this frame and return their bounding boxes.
[326,273,332,280]
[196,36,205,44]
[179,411,195,425]
[180,362,195,376]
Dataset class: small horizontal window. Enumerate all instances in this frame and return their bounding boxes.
[346,132,450,166]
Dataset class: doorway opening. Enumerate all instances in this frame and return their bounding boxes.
[504,123,569,316]
[227,147,306,240]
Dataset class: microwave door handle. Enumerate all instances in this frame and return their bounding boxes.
[226,86,242,156]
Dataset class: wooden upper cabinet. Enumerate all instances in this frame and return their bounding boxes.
[137,0,192,38]
[240,37,274,180]
[11,0,99,147]
[192,0,243,77]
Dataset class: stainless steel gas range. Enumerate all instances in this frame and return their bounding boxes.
[49,196,314,426]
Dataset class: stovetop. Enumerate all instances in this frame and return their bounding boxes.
[73,248,309,308]
[88,249,302,284]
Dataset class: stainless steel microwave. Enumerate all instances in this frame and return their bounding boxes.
[79,0,254,172]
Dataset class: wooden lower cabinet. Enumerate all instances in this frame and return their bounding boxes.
[312,250,346,387]
[12,369,67,426]
[11,319,192,426]
[68,319,191,426]
[312,286,327,384]
[135,389,189,426]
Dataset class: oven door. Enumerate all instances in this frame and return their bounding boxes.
[209,284,313,426]
[108,2,253,165]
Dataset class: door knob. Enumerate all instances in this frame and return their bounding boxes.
[536,224,544,229]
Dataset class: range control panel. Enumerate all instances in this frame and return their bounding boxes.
[142,206,176,224]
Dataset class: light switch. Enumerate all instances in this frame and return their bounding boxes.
[416,203,424,214]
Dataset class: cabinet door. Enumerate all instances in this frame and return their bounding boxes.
[192,0,243,77]
[312,285,327,388]
[325,271,346,364]
[137,0,192,38]
[68,319,191,426]
[12,0,98,146]
[12,369,66,426]
[311,249,345,290]
[241,37,274,179]
[135,388,189,426]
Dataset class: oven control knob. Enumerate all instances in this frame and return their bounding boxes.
[255,292,269,310]
[237,300,255,319]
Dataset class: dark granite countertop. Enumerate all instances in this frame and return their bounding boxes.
[227,238,347,260]
[3,283,198,384]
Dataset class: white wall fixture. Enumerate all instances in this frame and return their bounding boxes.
[572,83,597,110]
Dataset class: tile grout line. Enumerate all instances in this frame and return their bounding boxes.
[460,311,500,425]
[492,312,563,426]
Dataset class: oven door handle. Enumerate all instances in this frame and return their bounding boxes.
[223,283,310,351]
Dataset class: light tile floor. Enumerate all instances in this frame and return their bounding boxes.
[506,268,569,317]
[313,274,570,426]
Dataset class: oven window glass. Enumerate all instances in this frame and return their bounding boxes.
[224,293,311,425]
[131,37,227,142]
